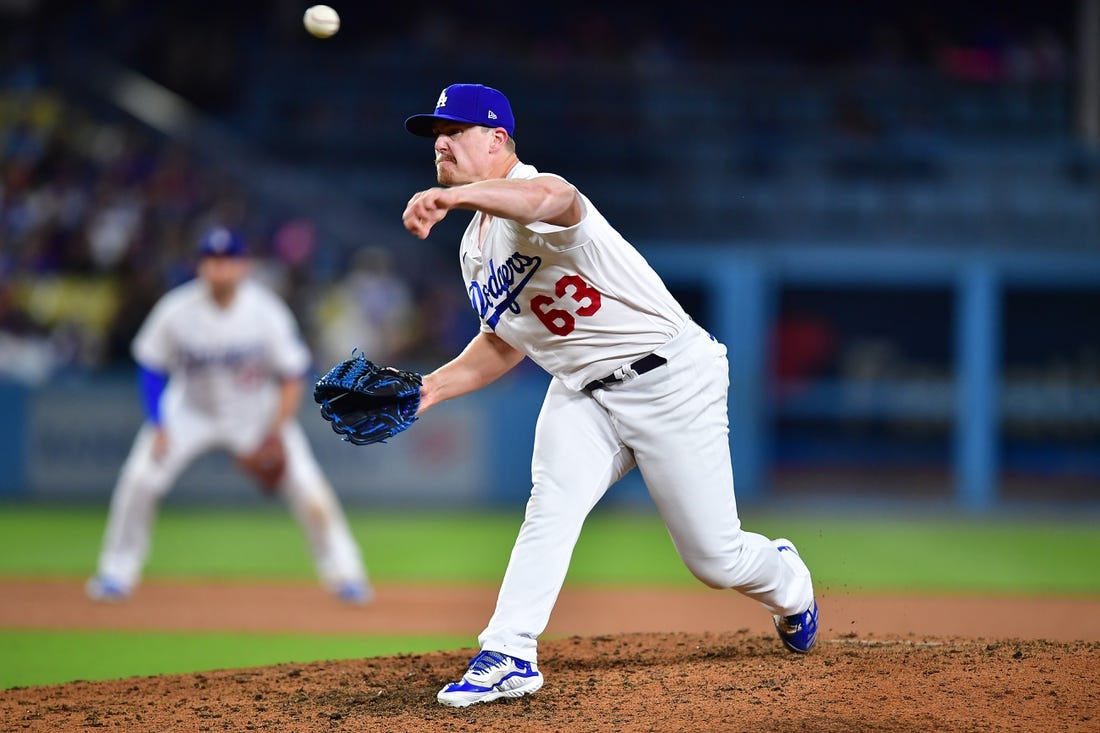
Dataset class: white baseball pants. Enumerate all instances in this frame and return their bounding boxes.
[478,322,814,662]
[93,413,366,592]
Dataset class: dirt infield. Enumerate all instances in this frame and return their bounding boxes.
[3,580,1099,732]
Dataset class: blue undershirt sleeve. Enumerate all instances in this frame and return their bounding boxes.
[137,364,169,426]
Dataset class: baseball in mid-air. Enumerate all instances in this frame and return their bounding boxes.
[303,5,340,38]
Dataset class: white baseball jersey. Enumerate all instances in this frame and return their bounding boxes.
[133,279,310,420]
[460,162,689,391]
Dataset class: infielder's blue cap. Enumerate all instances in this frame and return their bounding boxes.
[405,83,515,138]
[198,226,246,258]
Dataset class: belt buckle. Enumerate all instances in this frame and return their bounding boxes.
[612,364,639,383]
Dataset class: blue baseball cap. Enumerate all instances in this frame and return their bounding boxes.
[198,226,246,258]
[405,83,515,138]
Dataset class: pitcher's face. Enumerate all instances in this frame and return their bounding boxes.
[432,123,498,186]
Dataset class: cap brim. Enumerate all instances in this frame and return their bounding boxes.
[404,113,453,137]
[405,113,509,137]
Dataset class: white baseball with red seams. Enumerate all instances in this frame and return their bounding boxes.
[303,5,340,38]
[459,161,816,663]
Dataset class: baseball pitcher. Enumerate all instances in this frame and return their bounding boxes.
[400,84,819,707]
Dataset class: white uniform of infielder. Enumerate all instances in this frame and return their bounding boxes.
[402,84,818,707]
[87,227,369,604]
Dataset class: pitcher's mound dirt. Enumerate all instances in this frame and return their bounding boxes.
[3,580,1100,732]
[3,631,1098,732]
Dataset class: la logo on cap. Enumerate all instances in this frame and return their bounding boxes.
[436,90,448,109]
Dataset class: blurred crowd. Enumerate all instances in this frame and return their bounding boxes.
[0,0,1084,387]
[0,84,477,385]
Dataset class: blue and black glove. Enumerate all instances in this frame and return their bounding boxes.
[313,352,422,446]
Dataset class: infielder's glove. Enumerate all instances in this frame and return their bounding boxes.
[237,432,287,495]
[313,352,422,445]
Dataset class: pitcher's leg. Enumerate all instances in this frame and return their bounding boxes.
[641,430,811,615]
[611,338,813,617]
[478,380,633,663]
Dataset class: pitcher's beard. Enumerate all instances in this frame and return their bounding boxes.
[435,165,456,186]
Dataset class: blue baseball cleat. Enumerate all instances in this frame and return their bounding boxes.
[437,650,544,707]
[774,597,819,653]
[772,538,819,653]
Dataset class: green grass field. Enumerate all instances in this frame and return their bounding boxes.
[3,504,1099,689]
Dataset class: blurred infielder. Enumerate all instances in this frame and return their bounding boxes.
[401,84,818,707]
[86,227,370,604]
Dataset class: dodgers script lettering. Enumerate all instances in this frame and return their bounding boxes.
[468,252,542,329]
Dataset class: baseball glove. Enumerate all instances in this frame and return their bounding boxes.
[237,432,286,495]
[313,352,422,445]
